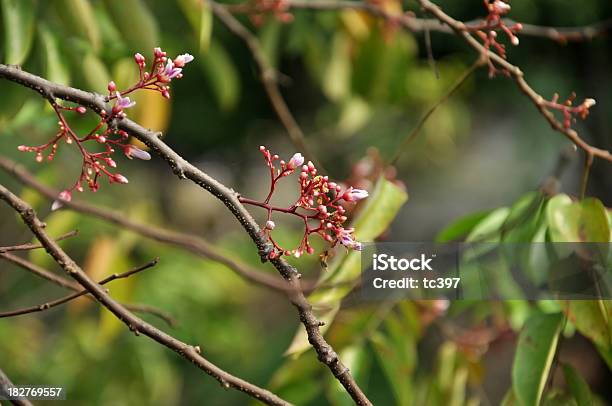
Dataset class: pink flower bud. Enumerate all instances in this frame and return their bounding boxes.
[342,187,369,202]
[108,81,117,92]
[287,152,304,169]
[76,106,87,114]
[584,98,596,108]
[134,53,146,65]
[114,174,129,184]
[265,220,276,230]
[511,36,519,46]
[51,190,72,211]
[154,47,166,58]
[124,145,152,160]
[17,145,28,151]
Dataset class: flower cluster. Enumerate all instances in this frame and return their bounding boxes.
[239,147,369,259]
[17,47,193,210]
[542,93,596,129]
[468,0,523,76]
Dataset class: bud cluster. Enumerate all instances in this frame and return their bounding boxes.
[468,0,523,76]
[239,147,369,259]
[542,93,597,129]
[17,47,193,210]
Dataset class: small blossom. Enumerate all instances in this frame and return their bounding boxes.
[583,98,596,108]
[124,145,151,160]
[76,106,87,114]
[287,152,304,169]
[113,93,136,115]
[51,190,72,211]
[342,187,369,202]
[173,53,194,68]
[265,220,276,230]
[107,81,117,93]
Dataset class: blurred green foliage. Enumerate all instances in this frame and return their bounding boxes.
[0,0,611,405]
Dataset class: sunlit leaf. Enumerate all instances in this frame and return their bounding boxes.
[81,52,111,93]
[1,0,35,65]
[564,300,611,355]
[547,195,610,243]
[55,0,101,53]
[103,0,158,53]
[178,0,213,53]
[199,40,240,111]
[38,25,70,85]
[512,312,563,406]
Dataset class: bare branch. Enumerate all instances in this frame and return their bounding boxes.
[0,183,292,406]
[0,64,371,405]
[0,258,158,318]
[0,230,79,253]
[0,366,33,406]
[284,1,612,42]
[0,252,176,326]
[412,0,612,165]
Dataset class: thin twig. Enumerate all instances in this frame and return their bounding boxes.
[284,1,612,42]
[0,183,292,406]
[210,1,322,169]
[389,58,483,165]
[0,252,176,326]
[580,151,594,199]
[0,366,33,406]
[0,258,158,318]
[414,0,612,165]
[0,66,370,404]
[0,230,79,253]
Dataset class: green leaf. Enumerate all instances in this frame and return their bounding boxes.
[323,32,352,102]
[54,0,101,53]
[547,195,610,243]
[103,0,158,53]
[81,52,111,93]
[436,210,493,242]
[178,0,212,53]
[501,192,546,242]
[199,40,240,111]
[565,300,611,353]
[38,24,70,85]
[512,312,564,406]
[1,0,36,65]
[284,177,408,356]
[562,363,593,406]
[466,207,510,242]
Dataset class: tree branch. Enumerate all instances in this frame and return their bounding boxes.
[0,258,158,318]
[284,1,612,42]
[0,230,78,253]
[0,366,33,406]
[412,0,612,165]
[0,182,292,406]
[0,64,371,405]
[0,252,176,326]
